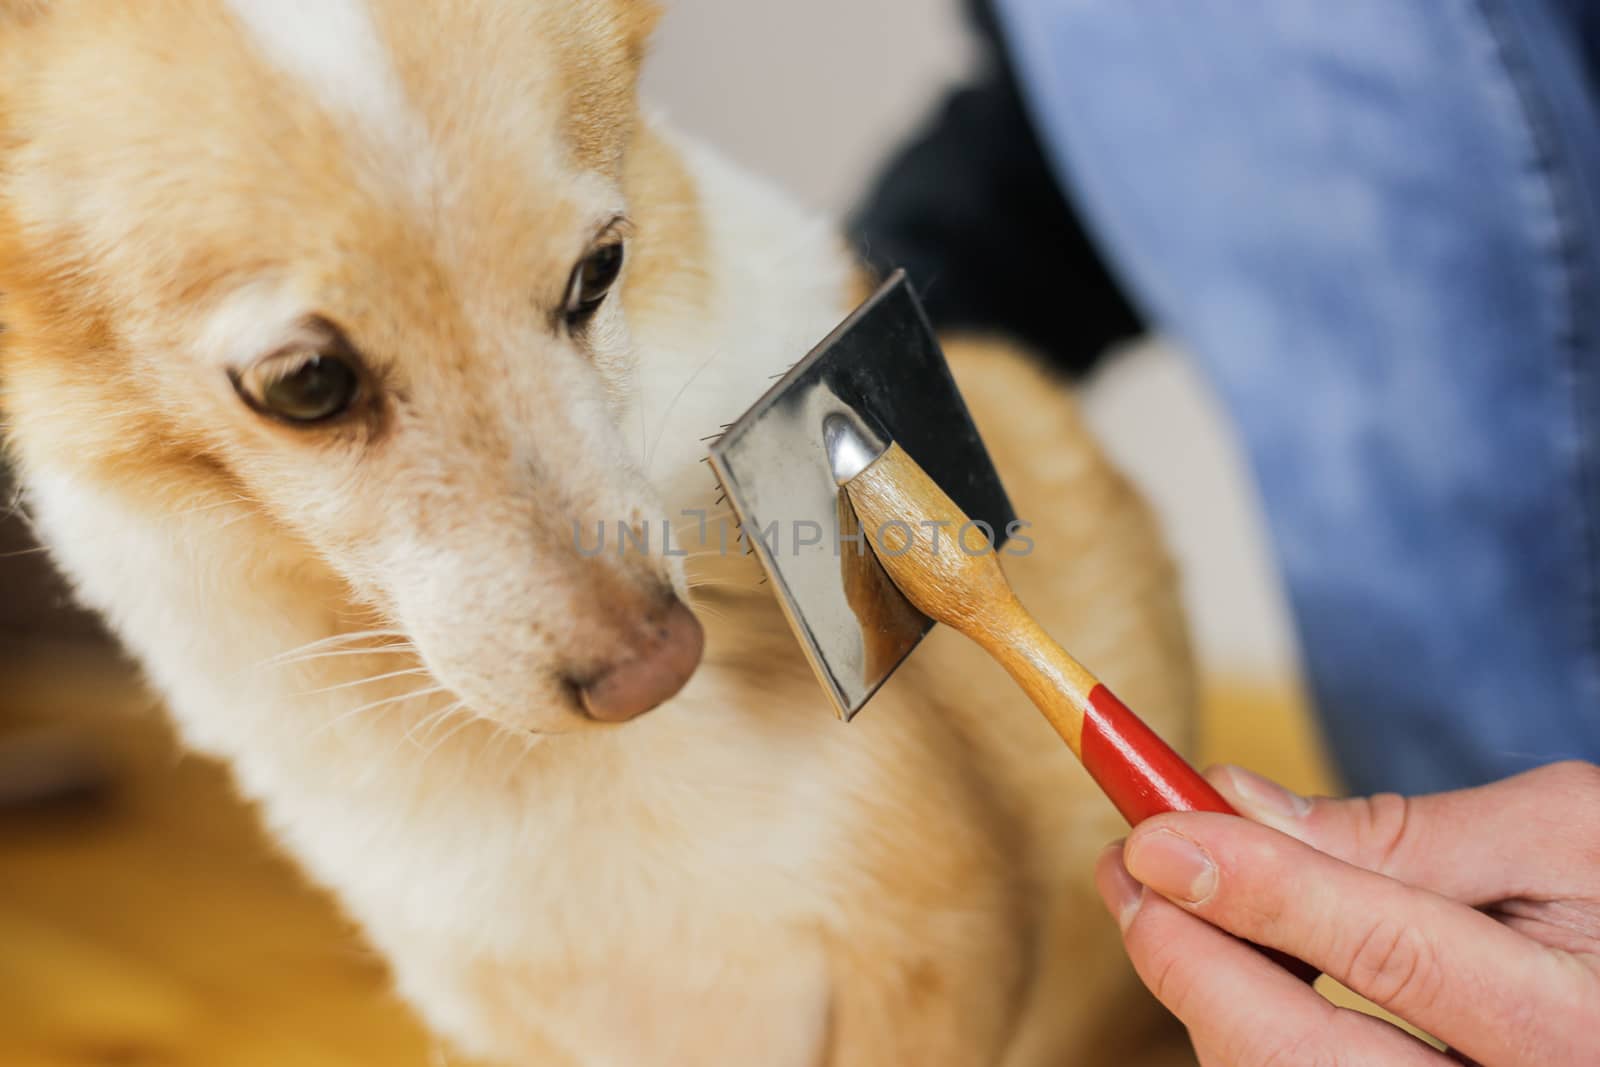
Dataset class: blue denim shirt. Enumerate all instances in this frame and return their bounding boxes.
[996,0,1600,792]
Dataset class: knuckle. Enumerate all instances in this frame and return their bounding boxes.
[1340,915,1443,1011]
[1138,935,1203,1019]
[1534,762,1600,863]
[1540,759,1600,799]
[1351,791,1417,876]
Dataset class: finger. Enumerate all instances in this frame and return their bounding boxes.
[1123,813,1582,1066]
[1095,844,1450,1067]
[1204,761,1600,903]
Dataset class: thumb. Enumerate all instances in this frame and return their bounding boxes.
[1205,761,1600,905]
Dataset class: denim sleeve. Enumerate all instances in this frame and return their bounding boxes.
[997,0,1600,792]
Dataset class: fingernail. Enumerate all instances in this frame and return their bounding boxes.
[1095,841,1144,931]
[1223,764,1312,819]
[1125,829,1217,904]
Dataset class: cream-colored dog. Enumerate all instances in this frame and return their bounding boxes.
[0,1,1196,1063]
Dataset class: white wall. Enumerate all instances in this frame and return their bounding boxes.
[641,0,976,215]
[642,0,1304,686]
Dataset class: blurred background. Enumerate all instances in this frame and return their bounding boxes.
[642,0,1317,718]
[1,2,1333,1063]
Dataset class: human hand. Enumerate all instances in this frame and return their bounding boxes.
[1096,761,1600,1065]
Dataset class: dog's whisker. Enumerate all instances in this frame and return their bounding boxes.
[259,629,414,668]
[0,492,258,556]
[163,494,254,519]
[645,347,727,475]
[483,724,521,771]
[669,539,746,557]
[465,715,546,785]
[312,684,452,738]
[389,703,453,754]
[418,708,482,765]
[404,700,470,749]
[686,572,760,587]
[678,550,757,565]
[688,604,730,624]
[632,351,650,470]
[266,644,419,672]
[297,666,434,697]
[263,628,409,661]
[376,700,470,765]
[682,567,738,582]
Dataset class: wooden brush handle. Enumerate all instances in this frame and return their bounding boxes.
[953,581,1234,823]
[843,440,1224,823]
[845,440,1319,981]
[960,598,1239,823]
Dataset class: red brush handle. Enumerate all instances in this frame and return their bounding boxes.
[1080,684,1236,824]
[1081,684,1320,983]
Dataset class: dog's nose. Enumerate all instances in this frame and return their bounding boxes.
[578,598,704,723]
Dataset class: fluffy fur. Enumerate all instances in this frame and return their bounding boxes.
[0,2,1196,1063]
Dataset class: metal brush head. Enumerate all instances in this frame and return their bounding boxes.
[708,272,1015,720]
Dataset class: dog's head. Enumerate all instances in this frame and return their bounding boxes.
[0,0,711,730]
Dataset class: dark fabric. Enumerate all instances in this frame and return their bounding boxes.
[848,0,1141,376]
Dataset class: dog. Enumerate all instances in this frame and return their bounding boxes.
[0,1,1197,1062]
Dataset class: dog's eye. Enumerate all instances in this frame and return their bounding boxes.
[564,240,625,326]
[233,351,360,424]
